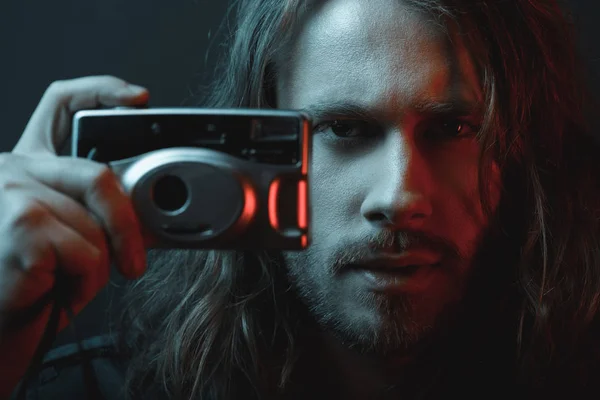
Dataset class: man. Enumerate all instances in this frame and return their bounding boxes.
[1,0,599,399]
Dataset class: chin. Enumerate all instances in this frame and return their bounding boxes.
[323,293,443,355]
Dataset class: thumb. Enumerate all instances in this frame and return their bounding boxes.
[14,75,149,156]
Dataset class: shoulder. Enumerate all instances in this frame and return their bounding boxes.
[11,334,129,400]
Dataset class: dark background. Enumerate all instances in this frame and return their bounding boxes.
[1,0,599,343]
[1,0,232,151]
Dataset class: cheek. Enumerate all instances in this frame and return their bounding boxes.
[309,144,359,234]
[432,144,483,210]
[429,143,500,240]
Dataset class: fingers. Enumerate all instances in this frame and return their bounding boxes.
[0,153,146,280]
[1,211,108,311]
[14,75,149,156]
[10,75,149,279]
[0,76,150,390]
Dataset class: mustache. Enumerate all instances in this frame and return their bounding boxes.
[331,230,463,274]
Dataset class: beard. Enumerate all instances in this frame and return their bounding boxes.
[283,229,469,356]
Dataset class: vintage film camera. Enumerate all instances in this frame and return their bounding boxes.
[72,108,311,250]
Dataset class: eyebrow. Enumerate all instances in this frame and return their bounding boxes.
[301,99,482,123]
[302,102,378,123]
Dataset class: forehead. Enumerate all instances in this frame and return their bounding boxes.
[277,0,482,117]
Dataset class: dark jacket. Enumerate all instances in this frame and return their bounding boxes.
[10,334,127,400]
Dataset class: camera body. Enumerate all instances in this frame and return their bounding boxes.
[72,108,311,250]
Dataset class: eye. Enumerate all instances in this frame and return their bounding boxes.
[423,118,479,140]
[314,119,378,139]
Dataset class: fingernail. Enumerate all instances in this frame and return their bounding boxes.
[116,84,147,97]
[119,246,146,280]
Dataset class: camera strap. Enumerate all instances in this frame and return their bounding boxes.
[14,271,104,400]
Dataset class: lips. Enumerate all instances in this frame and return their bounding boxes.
[345,250,443,293]
[353,249,442,272]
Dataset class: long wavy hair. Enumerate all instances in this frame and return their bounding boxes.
[118,0,600,398]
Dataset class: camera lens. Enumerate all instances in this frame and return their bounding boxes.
[152,174,189,212]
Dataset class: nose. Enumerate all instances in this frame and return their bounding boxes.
[360,133,433,230]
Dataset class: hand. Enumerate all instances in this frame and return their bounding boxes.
[0,76,150,396]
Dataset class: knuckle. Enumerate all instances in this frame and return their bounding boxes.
[0,152,17,170]
[85,165,134,231]
[17,241,54,273]
[9,200,50,231]
[45,79,67,96]
[0,164,24,193]
[0,177,24,193]
[43,80,71,106]
[89,164,119,197]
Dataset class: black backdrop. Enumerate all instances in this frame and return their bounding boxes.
[1,0,599,343]
[1,0,231,151]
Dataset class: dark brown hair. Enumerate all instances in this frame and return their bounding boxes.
[118,0,600,398]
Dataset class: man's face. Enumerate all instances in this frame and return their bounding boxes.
[278,0,500,354]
